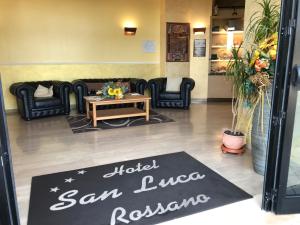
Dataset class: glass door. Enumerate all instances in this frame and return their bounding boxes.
[0,77,20,225]
[263,0,300,214]
[286,76,300,196]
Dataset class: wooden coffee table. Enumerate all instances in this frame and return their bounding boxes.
[84,94,151,127]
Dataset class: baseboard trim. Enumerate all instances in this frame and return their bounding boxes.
[5,109,18,114]
[207,98,233,102]
[191,98,207,104]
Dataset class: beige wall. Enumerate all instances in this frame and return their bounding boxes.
[0,0,160,63]
[0,0,161,110]
[160,0,166,75]
[161,0,212,99]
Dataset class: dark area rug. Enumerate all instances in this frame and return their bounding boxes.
[27,152,252,225]
[66,110,174,133]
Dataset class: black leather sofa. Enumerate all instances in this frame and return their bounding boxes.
[10,81,72,120]
[72,78,147,113]
[148,77,195,109]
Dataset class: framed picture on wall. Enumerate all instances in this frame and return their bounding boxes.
[166,22,190,62]
[193,39,206,57]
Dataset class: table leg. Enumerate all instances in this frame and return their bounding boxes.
[145,99,149,121]
[92,103,97,127]
[134,103,137,108]
[86,101,90,119]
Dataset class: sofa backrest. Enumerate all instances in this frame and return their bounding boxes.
[76,78,134,94]
[24,81,56,90]
[76,78,132,83]
[160,78,168,91]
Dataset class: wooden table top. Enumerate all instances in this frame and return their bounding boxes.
[84,94,151,105]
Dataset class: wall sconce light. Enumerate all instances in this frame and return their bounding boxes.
[124,27,137,36]
[193,27,206,35]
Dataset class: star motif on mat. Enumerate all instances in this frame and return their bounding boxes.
[65,178,75,183]
[77,170,87,175]
[50,187,60,193]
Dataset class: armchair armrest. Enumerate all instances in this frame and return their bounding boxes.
[72,80,88,93]
[72,80,89,114]
[52,81,72,96]
[130,78,147,94]
[9,82,36,120]
[180,78,195,109]
[52,81,72,114]
[148,78,165,108]
[10,82,35,99]
[148,78,165,93]
[52,80,72,94]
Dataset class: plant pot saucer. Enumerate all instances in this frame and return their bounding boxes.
[221,144,245,155]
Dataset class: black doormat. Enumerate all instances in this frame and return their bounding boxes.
[66,110,174,133]
[27,152,252,225]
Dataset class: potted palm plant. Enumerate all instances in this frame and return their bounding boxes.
[223,0,280,173]
[246,0,280,175]
[222,46,253,153]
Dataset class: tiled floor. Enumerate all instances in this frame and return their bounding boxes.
[7,103,300,225]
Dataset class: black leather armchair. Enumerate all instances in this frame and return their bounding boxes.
[72,78,147,113]
[10,81,72,120]
[148,77,195,109]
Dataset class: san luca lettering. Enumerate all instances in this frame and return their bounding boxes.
[48,159,209,224]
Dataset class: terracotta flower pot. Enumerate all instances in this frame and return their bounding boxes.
[222,130,245,150]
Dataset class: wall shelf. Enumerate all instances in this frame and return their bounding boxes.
[208,72,227,76]
[211,16,243,20]
[211,45,227,48]
[207,3,245,99]
[209,11,244,76]
[211,45,240,48]
[210,59,230,62]
[212,31,244,35]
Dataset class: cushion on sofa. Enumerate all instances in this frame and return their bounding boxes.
[34,85,53,98]
[34,97,61,108]
[86,81,131,94]
[85,82,104,93]
[159,92,181,100]
[166,77,182,92]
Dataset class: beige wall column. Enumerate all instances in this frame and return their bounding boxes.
[160,0,166,76]
[161,0,212,100]
[189,0,212,100]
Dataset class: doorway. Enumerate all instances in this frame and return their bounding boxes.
[0,77,20,225]
[262,0,300,214]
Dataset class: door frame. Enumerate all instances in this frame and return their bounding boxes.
[0,77,20,225]
[262,0,300,214]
